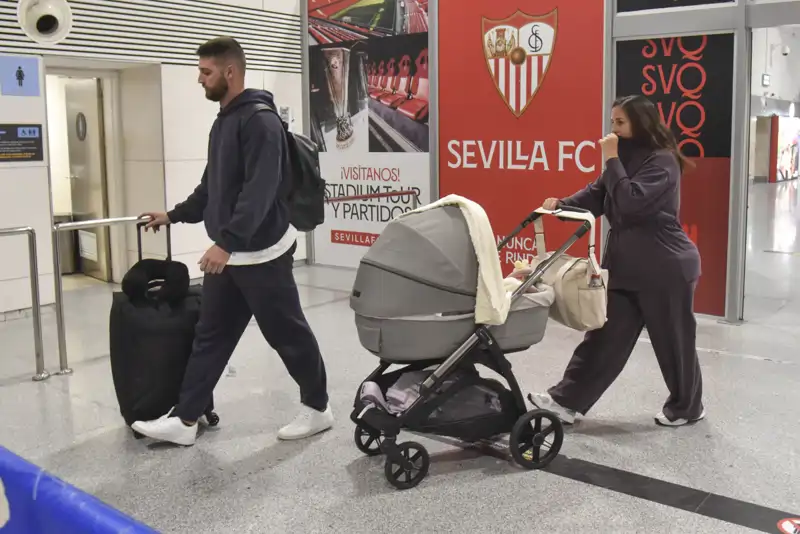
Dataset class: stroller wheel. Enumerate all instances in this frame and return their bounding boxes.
[384,442,430,490]
[354,425,383,456]
[510,409,564,470]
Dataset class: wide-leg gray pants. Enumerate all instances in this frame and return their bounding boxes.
[548,281,704,421]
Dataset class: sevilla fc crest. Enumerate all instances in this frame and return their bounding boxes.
[482,9,558,118]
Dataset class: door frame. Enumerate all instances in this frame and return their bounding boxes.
[747,1,800,30]
[45,68,128,284]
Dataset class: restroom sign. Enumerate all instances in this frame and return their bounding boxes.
[0,55,40,97]
[0,124,44,162]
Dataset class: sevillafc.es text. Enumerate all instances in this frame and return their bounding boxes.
[446,139,598,173]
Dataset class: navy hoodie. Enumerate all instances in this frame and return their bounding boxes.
[167,89,291,254]
[559,140,701,290]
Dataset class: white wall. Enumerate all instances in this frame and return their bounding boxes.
[119,64,168,268]
[0,55,55,314]
[266,0,301,15]
[45,75,72,215]
[751,27,800,103]
[160,65,307,279]
[229,0,300,14]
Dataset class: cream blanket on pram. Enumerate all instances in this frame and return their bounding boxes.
[395,194,510,325]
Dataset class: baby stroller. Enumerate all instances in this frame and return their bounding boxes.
[348,203,595,489]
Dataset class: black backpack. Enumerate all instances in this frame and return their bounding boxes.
[251,103,327,232]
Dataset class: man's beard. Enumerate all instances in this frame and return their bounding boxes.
[205,81,228,102]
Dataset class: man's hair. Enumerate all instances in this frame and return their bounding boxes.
[196,37,246,71]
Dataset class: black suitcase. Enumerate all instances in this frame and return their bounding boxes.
[109,223,219,438]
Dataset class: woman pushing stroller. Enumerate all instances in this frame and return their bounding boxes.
[530,95,706,428]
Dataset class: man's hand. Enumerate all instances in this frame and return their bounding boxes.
[199,244,230,275]
[140,212,171,233]
[599,133,619,162]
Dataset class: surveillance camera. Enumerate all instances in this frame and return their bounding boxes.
[781,45,791,56]
[17,0,73,45]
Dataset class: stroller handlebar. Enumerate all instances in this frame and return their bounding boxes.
[533,206,594,224]
[532,207,596,249]
[519,205,592,222]
[497,206,597,253]
[553,205,588,213]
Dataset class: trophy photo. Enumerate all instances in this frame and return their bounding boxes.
[322,47,355,150]
[354,50,369,105]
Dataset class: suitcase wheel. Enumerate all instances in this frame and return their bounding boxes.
[206,412,220,427]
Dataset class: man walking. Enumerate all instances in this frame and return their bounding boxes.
[133,37,333,446]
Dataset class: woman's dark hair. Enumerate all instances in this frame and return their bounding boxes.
[612,95,693,172]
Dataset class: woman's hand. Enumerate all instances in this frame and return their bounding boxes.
[599,133,619,161]
[542,197,560,210]
[509,267,533,281]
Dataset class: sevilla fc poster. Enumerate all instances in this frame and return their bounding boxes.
[437,0,606,272]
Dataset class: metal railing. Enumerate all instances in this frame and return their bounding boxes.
[52,216,149,375]
[0,226,48,382]
[325,190,421,209]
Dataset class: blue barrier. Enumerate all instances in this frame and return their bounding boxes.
[0,446,158,533]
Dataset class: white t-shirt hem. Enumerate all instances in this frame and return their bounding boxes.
[225,224,298,266]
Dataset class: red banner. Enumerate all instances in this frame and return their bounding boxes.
[438,1,605,270]
[331,230,380,247]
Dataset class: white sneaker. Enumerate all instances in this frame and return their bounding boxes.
[655,409,706,427]
[277,405,334,441]
[131,410,197,446]
[528,393,576,425]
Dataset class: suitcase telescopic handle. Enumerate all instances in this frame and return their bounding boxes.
[136,218,172,262]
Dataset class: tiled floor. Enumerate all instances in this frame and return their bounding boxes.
[0,183,798,533]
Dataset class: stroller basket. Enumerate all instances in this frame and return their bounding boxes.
[349,204,596,490]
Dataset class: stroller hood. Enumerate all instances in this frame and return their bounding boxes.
[351,205,479,318]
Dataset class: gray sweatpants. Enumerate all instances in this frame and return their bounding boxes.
[548,281,704,421]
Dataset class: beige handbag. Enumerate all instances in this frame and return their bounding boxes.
[515,209,609,332]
